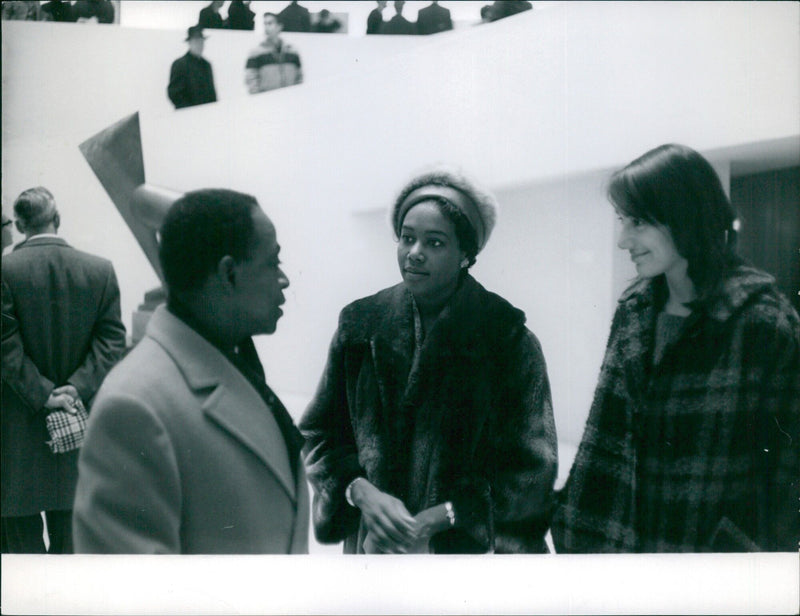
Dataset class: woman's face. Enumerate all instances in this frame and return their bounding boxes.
[397,200,466,309]
[616,213,688,281]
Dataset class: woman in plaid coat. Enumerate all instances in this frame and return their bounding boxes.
[552,144,799,552]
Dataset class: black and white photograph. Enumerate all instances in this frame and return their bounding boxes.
[2,1,798,613]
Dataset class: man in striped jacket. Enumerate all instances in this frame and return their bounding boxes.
[245,12,303,94]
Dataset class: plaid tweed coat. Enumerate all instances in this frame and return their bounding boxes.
[552,266,800,552]
[300,275,558,553]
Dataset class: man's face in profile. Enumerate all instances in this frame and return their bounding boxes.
[229,209,289,337]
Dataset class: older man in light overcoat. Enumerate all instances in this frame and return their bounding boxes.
[73,189,309,553]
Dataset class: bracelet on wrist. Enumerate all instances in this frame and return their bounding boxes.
[444,501,455,527]
[345,477,364,507]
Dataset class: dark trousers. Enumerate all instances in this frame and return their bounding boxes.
[1,510,73,553]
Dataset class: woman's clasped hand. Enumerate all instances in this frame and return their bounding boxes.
[353,479,450,553]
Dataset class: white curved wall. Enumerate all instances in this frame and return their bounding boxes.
[2,2,798,457]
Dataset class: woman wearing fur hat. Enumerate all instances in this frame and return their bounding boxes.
[300,168,557,554]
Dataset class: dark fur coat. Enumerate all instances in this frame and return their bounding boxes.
[300,275,558,553]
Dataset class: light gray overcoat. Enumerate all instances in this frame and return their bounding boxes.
[73,306,309,554]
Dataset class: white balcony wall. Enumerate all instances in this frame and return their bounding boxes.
[2,3,798,455]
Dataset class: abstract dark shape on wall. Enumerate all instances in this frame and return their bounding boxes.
[80,112,181,284]
[80,112,183,342]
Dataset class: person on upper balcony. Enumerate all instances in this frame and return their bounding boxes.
[366,0,387,35]
[227,0,254,30]
[198,1,225,29]
[277,0,310,33]
[381,0,416,35]
[167,26,217,110]
[417,1,452,35]
[245,12,303,95]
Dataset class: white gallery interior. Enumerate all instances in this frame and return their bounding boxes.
[2,3,799,606]
[3,0,799,467]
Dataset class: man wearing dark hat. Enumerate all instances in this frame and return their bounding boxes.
[167,26,217,110]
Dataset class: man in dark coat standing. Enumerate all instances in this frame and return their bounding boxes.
[1,187,126,553]
[198,0,225,29]
[168,26,217,110]
[278,1,311,32]
[227,0,254,30]
[382,0,416,35]
[366,0,387,34]
[417,1,452,35]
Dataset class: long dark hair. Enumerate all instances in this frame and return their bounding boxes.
[608,144,743,303]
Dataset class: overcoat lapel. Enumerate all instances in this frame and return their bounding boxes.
[203,383,296,502]
[147,307,296,502]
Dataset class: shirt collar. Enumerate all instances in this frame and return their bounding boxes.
[26,232,60,241]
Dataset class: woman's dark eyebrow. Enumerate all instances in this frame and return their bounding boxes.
[401,224,449,236]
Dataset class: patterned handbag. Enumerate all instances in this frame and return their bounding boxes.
[45,399,88,454]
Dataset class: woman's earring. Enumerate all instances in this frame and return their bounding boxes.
[460,259,469,268]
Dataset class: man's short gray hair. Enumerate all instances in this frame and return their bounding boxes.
[14,187,57,231]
